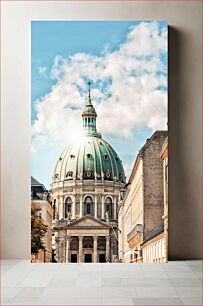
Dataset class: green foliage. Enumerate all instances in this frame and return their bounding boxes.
[31,204,48,255]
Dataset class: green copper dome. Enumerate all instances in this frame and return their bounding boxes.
[53,135,125,182]
[53,83,125,183]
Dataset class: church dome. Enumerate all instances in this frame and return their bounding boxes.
[52,82,125,184]
[53,135,125,183]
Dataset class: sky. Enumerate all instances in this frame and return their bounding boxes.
[31,21,168,189]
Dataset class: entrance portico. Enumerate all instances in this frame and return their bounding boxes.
[55,215,112,263]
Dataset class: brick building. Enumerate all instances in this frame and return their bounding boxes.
[118,131,168,263]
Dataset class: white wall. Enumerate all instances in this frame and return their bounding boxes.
[1,1,202,259]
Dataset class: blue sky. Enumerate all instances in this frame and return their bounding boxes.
[32,21,167,189]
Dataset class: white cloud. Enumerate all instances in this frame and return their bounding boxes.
[32,22,167,152]
[38,66,47,76]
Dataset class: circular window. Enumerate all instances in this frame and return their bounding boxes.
[106,171,111,178]
[86,171,91,177]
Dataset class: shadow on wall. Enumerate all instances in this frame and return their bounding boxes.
[168,26,202,260]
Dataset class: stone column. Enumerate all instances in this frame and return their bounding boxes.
[55,238,59,262]
[59,241,63,263]
[106,236,110,262]
[113,197,117,219]
[101,195,105,219]
[63,201,65,219]
[58,196,62,219]
[94,196,97,218]
[93,236,98,263]
[79,195,83,218]
[66,236,71,263]
[79,236,83,263]
[72,195,76,219]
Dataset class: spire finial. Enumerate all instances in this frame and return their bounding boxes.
[88,80,91,102]
[82,80,97,135]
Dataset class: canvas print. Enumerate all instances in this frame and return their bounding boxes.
[31,21,168,263]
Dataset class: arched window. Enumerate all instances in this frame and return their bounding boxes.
[103,154,108,160]
[87,153,92,159]
[53,199,56,220]
[65,197,72,219]
[84,196,93,216]
[105,197,112,219]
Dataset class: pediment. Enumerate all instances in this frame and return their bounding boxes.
[68,215,110,228]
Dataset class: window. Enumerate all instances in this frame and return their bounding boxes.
[87,154,92,159]
[70,154,75,159]
[66,171,73,178]
[84,196,93,216]
[53,199,56,220]
[105,171,111,179]
[103,154,108,160]
[87,204,90,214]
[105,197,112,219]
[65,197,72,219]
[86,170,92,178]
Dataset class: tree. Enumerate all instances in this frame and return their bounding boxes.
[31,204,48,259]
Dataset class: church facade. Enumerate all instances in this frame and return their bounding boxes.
[51,85,126,263]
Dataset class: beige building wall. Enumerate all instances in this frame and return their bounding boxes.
[118,157,144,263]
[142,233,165,263]
[161,138,168,262]
[122,187,132,262]
[31,200,53,263]
[118,201,124,261]
[131,158,144,229]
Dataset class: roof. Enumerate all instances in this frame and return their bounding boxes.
[82,98,97,117]
[52,134,125,183]
[67,214,110,229]
[139,131,168,155]
[31,176,44,186]
[31,177,47,200]
[141,224,164,246]
[128,130,168,184]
